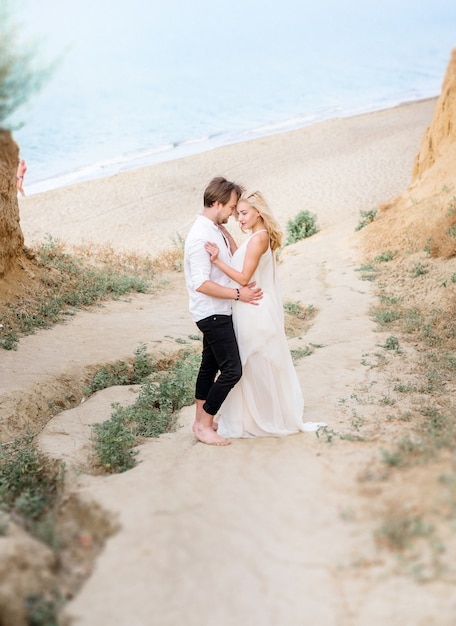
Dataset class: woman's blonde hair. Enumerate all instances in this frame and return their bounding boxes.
[241,191,283,251]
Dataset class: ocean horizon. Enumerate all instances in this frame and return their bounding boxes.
[8,0,456,195]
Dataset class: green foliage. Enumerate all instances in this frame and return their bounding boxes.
[355,263,380,281]
[283,301,314,319]
[374,250,396,263]
[382,335,401,351]
[285,210,319,245]
[375,514,434,551]
[0,434,63,539]
[283,301,318,337]
[0,1,55,126]
[85,361,132,395]
[378,293,400,306]
[373,307,401,326]
[1,237,152,350]
[25,593,62,626]
[132,343,156,380]
[291,345,314,360]
[0,329,18,351]
[412,261,429,277]
[92,350,200,472]
[355,209,378,231]
[85,344,156,395]
[92,413,137,473]
[0,512,9,535]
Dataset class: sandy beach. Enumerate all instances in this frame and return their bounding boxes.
[3,98,456,625]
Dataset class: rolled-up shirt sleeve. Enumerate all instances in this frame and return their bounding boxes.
[187,235,212,290]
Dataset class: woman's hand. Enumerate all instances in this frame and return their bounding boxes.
[205,241,220,262]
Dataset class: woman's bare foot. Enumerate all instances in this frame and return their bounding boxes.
[194,425,231,446]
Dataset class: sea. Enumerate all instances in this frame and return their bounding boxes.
[7,0,456,194]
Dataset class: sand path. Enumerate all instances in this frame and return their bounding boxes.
[3,99,454,624]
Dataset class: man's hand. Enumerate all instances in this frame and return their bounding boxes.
[239,281,263,305]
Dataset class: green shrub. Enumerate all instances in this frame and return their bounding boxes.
[0,434,63,534]
[374,250,395,263]
[85,343,156,395]
[92,350,200,472]
[285,210,319,245]
[92,413,137,473]
[355,209,378,231]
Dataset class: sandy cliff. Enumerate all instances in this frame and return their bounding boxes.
[0,130,24,277]
[362,49,456,260]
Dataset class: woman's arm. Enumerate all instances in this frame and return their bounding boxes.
[217,224,238,255]
[205,232,268,286]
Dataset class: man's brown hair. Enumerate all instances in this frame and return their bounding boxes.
[203,176,244,208]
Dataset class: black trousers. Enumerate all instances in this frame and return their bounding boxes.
[195,314,242,416]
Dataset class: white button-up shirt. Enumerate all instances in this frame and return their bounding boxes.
[184,214,233,322]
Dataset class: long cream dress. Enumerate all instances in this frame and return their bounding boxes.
[217,231,316,438]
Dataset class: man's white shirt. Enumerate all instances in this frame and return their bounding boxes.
[184,214,233,322]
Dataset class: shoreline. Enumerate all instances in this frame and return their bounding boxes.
[19,97,437,258]
[23,96,438,196]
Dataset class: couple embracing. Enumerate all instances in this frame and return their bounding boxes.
[184,176,325,446]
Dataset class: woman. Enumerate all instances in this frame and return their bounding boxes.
[205,191,326,438]
[16,158,27,196]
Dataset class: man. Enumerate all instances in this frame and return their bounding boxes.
[184,176,263,445]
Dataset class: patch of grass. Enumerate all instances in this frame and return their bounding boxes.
[356,262,380,281]
[401,307,424,334]
[378,293,401,306]
[25,592,63,626]
[381,335,401,351]
[357,252,456,580]
[92,350,200,473]
[290,343,323,361]
[355,208,377,231]
[372,306,401,326]
[85,343,156,395]
[0,434,64,544]
[316,427,368,444]
[418,407,454,451]
[412,261,429,277]
[283,301,313,318]
[0,237,156,350]
[379,395,396,406]
[374,250,396,263]
[381,436,428,467]
[285,210,319,245]
[0,328,18,350]
[283,302,318,337]
[393,381,417,393]
[375,513,434,551]
[0,512,9,535]
[92,413,137,473]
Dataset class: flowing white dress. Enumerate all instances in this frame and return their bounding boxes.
[218,231,323,438]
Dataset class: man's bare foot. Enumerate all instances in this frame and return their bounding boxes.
[192,420,218,432]
[192,421,219,432]
[194,426,231,446]
[192,400,219,432]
